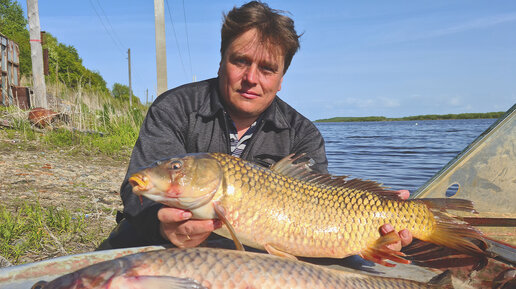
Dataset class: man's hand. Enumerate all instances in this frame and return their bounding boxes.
[158,207,222,248]
[380,190,413,251]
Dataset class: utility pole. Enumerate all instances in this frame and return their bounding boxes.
[26,0,47,108]
[154,0,167,96]
[128,48,132,108]
[146,89,148,105]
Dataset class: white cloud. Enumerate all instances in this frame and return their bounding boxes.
[382,12,516,44]
[428,13,516,38]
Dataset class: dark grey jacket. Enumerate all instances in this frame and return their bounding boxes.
[121,78,328,244]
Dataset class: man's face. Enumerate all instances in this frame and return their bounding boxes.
[218,28,285,122]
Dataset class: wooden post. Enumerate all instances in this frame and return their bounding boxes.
[154,0,167,96]
[128,48,132,108]
[26,0,48,108]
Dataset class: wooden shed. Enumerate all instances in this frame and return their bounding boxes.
[1,32,30,109]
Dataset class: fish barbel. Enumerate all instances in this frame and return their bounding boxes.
[129,153,487,266]
[33,247,454,289]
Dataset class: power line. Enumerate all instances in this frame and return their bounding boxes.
[182,0,194,80]
[88,0,147,97]
[165,0,188,80]
[95,0,126,51]
[88,0,125,56]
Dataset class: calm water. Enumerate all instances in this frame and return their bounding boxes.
[316,119,496,193]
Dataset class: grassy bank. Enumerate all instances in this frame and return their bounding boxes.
[0,86,144,265]
[0,202,88,264]
[315,111,505,122]
[0,87,146,160]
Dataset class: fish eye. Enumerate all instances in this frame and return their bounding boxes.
[169,160,183,170]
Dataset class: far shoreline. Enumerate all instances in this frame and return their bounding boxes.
[314,112,504,123]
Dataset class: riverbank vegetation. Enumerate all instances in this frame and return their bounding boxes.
[1,0,147,159]
[315,111,505,123]
[1,0,145,266]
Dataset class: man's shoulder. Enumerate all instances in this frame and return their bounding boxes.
[272,97,315,128]
[157,78,216,101]
[152,78,218,112]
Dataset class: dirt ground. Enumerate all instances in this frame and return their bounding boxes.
[0,129,127,265]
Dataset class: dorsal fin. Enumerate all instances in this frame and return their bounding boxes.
[271,154,402,197]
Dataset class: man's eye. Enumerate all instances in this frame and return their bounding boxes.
[231,56,250,66]
[260,64,277,74]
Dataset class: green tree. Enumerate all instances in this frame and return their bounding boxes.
[43,32,108,91]
[111,83,130,100]
[111,83,141,106]
[0,0,31,75]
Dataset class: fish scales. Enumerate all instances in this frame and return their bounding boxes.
[35,248,451,289]
[129,153,486,265]
[211,153,434,257]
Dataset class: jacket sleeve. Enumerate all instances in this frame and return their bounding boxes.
[292,121,329,174]
[120,101,188,244]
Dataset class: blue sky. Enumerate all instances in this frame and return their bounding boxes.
[19,1,516,120]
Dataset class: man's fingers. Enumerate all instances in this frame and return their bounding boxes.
[157,207,192,223]
[379,224,413,252]
[176,219,222,236]
[162,220,222,248]
[396,190,410,200]
[379,223,394,235]
[158,206,224,248]
[399,229,413,247]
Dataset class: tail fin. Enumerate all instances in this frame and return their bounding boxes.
[419,198,488,270]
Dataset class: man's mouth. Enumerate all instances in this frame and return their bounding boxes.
[238,90,259,99]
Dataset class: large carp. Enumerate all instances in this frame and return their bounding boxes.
[33,247,454,289]
[129,153,487,266]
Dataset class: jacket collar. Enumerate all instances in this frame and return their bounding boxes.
[198,77,290,130]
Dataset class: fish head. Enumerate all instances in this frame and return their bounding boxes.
[129,153,223,210]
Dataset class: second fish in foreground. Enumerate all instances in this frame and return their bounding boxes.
[33,247,454,289]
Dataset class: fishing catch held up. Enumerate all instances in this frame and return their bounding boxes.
[129,153,488,266]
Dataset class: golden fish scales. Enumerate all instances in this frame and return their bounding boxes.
[211,153,436,258]
[130,152,487,266]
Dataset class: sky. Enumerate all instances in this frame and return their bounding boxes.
[18,0,516,120]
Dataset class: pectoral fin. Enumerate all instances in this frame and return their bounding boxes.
[122,276,208,289]
[359,231,410,267]
[213,202,244,251]
[264,243,298,260]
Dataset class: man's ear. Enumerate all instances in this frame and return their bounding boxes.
[278,76,284,91]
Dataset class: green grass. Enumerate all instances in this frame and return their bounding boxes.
[0,86,139,264]
[0,202,87,263]
[1,97,146,159]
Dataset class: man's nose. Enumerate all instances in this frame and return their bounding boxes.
[243,65,258,84]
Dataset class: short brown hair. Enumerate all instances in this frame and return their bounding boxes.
[220,1,301,73]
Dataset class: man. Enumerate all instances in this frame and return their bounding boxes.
[99,1,412,260]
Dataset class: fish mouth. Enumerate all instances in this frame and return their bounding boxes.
[129,174,151,193]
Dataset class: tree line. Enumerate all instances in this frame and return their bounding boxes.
[0,0,136,102]
[315,112,505,122]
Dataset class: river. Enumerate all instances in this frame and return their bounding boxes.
[316,119,496,193]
